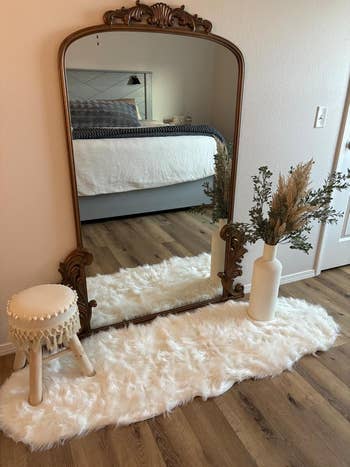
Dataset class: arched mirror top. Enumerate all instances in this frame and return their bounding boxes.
[59,1,245,67]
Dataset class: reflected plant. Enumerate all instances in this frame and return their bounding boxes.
[203,143,233,222]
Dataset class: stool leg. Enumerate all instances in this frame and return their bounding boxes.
[13,349,27,371]
[28,346,42,406]
[68,335,95,377]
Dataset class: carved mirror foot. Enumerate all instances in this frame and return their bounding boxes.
[59,248,96,333]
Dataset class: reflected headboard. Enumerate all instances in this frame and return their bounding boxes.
[66,69,152,119]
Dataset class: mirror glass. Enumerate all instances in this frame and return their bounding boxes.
[65,31,238,329]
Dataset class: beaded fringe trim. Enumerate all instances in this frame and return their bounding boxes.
[7,289,79,321]
[9,313,81,352]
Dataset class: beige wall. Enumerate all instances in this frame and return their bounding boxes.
[1,0,349,347]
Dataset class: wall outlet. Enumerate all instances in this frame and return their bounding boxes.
[314,106,328,128]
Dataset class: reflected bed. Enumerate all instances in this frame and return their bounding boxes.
[73,122,222,220]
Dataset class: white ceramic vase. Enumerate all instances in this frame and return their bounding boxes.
[210,218,227,286]
[248,243,282,321]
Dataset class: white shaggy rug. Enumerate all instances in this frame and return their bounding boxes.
[0,297,338,450]
[89,252,221,328]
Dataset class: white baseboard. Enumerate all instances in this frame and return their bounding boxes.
[0,269,316,355]
[244,269,316,294]
[0,342,16,357]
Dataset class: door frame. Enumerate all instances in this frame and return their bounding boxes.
[314,79,350,274]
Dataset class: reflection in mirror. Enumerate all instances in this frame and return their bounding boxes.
[65,31,238,329]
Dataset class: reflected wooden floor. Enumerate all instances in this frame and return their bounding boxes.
[1,265,349,466]
[82,209,216,277]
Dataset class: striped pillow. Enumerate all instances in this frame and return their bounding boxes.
[69,100,140,128]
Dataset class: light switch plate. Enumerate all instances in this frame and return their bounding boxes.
[314,106,328,128]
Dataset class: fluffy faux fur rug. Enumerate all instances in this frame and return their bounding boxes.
[88,252,221,328]
[0,297,338,450]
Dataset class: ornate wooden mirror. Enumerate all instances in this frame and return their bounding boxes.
[58,1,247,336]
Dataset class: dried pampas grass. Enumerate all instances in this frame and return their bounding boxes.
[268,160,316,244]
[244,160,350,253]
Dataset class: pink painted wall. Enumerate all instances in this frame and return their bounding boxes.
[1,0,349,346]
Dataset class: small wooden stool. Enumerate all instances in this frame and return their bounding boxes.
[7,284,95,406]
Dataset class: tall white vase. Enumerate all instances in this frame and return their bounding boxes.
[248,243,282,321]
[210,218,227,286]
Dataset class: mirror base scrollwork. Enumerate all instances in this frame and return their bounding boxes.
[103,1,212,33]
[219,223,248,299]
[58,248,97,334]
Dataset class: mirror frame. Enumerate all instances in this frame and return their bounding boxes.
[58,1,248,336]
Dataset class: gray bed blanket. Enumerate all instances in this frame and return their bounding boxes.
[72,124,225,143]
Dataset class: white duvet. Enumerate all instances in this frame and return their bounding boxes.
[73,135,217,196]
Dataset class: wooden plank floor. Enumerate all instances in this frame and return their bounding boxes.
[81,209,216,277]
[0,268,349,465]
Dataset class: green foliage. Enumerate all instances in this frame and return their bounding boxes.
[203,143,233,222]
[247,166,273,244]
[246,162,350,254]
[201,149,350,255]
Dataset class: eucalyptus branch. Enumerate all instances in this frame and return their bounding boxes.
[244,161,350,254]
[201,151,349,255]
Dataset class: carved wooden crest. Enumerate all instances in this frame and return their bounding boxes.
[103,1,212,33]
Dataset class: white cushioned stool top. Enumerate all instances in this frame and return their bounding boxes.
[8,284,77,321]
